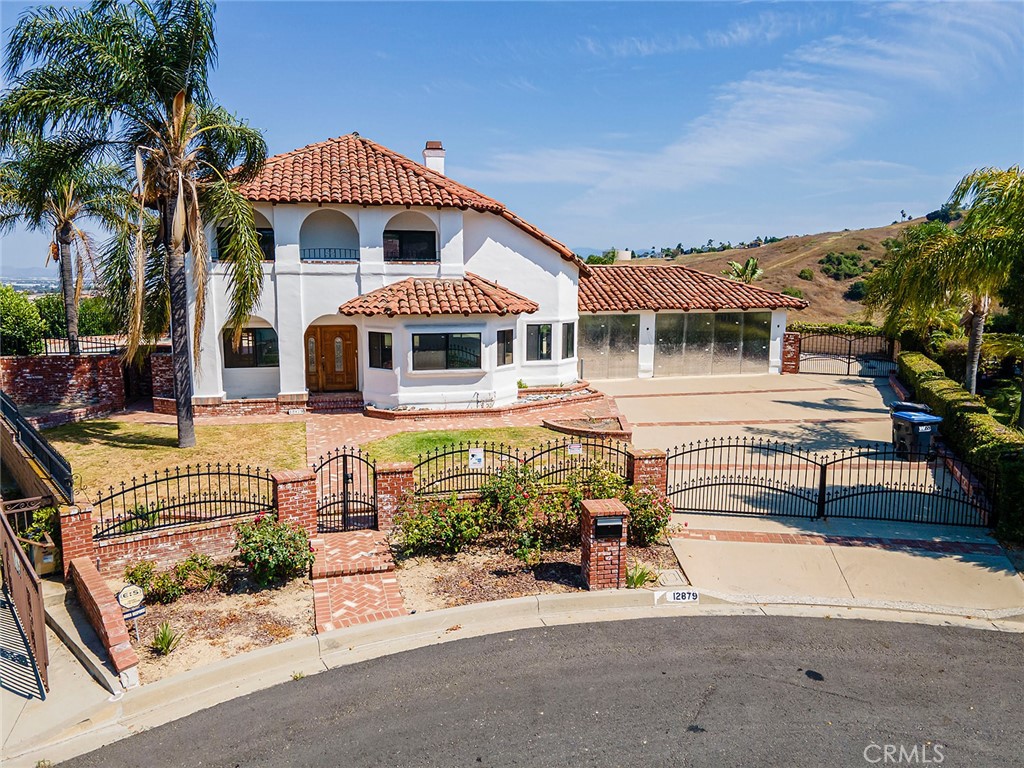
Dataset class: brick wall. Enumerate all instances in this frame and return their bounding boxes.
[59,505,96,577]
[782,331,801,374]
[68,557,139,686]
[376,462,415,532]
[580,498,629,590]
[628,447,667,493]
[274,470,317,538]
[150,353,174,399]
[153,395,306,417]
[0,354,125,410]
[93,515,258,578]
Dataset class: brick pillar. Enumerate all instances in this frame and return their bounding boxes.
[59,504,95,578]
[628,447,667,493]
[376,462,415,532]
[781,331,801,374]
[273,470,318,538]
[580,498,629,590]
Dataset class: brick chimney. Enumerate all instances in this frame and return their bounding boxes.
[423,140,445,176]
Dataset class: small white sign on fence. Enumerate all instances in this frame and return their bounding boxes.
[567,443,583,456]
[468,448,484,469]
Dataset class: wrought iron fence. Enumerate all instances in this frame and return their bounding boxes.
[667,437,995,527]
[92,463,274,540]
[300,247,359,262]
[0,392,74,503]
[798,333,897,377]
[414,437,631,495]
[312,447,377,532]
[42,336,126,355]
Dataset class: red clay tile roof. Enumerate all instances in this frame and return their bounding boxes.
[338,273,539,317]
[578,264,809,313]
[240,133,587,273]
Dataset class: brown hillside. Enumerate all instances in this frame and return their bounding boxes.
[619,220,922,322]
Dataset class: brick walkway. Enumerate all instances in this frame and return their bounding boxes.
[310,531,408,633]
[673,528,1004,556]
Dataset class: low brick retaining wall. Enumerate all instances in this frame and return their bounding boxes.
[0,354,125,412]
[365,390,604,421]
[68,557,139,687]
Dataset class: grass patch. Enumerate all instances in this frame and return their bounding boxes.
[44,420,306,494]
[363,426,559,463]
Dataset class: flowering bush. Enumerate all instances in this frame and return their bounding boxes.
[621,485,672,546]
[234,513,314,587]
[393,493,483,556]
[478,463,543,542]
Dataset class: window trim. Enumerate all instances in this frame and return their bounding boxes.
[410,331,483,372]
[562,321,576,360]
[383,229,439,263]
[497,329,515,367]
[222,327,280,368]
[525,323,553,362]
[368,331,394,370]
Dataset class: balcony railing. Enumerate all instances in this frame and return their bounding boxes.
[301,247,359,262]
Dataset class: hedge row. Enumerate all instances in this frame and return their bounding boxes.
[897,352,1024,539]
[789,322,887,338]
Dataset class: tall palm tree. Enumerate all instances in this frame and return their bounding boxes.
[2,0,268,447]
[721,256,764,284]
[0,134,128,354]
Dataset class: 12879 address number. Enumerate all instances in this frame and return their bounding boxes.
[660,589,699,603]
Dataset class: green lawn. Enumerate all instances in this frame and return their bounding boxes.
[362,426,559,463]
[44,420,307,496]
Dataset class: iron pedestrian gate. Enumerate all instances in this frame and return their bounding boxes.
[312,447,377,532]
[666,437,995,528]
[798,333,897,377]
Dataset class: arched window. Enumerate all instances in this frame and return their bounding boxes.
[223,327,279,368]
[383,211,437,263]
[216,210,275,261]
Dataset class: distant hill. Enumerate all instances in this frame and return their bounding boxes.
[619,220,922,322]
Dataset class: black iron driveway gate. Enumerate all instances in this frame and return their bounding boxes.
[798,333,897,377]
[313,447,377,532]
[666,438,995,528]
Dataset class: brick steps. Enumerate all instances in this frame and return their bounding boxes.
[310,530,407,633]
[306,393,365,414]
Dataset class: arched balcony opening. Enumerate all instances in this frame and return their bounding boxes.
[383,211,438,263]
[300,209,359,262]
[214,210,275,261]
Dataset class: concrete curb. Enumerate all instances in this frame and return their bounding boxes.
[8,587,1024,767]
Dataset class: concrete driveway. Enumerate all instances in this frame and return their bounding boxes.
[591,374,1024,617]
[593,373,895,451]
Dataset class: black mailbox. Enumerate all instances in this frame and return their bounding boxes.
[594,516,623,540]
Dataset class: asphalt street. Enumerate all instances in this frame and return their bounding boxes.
[61,616,1024,768]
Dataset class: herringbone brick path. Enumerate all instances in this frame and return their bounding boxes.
[311,530,407,633]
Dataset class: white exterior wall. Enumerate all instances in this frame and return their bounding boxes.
[190,202,580,409]
[769,310,787,374]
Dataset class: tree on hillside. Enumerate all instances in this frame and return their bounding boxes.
[865,167,1023,394]
[721,257,764,284]
[0,134,128,354]
[2,0,268,448]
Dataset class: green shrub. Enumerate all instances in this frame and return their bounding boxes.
[33,293,119,338]
[534,492,579,549]
[151,621,182,655]
[147,571,184,604]
[856,243,870,251]
[0,284,44,355]
[622,485,672,546]
[896,352,946,393]
[625,561,657,589]
[478,463,543,536]
[787,322,885,337]
[797,268,814,281]
[234,514,314,586]
[818,251,867,280]
[123,561,156,592]
[781,287,804,299]
[174,553,220,591]
[844,281,866,301]
[393,493,484,556]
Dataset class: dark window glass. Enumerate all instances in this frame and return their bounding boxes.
[562,322,575,359]
[223,328,278,368]
[526,324,552,361]
[215,227,275,261]
[369,332,393,370]
[412,333,481,370]
[383,230,437,262]
[497,329,514,366]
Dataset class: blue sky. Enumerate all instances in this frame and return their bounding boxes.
[1,0,1022,273]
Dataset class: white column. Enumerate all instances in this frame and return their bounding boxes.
[276,246,306,395]
[638,310,656,378]
[769,310,787,374]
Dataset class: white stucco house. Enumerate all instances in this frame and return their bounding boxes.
[186,133,805,413]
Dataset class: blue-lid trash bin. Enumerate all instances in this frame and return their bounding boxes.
[891,410,943,459]
[888,401,932,415]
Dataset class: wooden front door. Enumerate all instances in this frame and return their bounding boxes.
[305,325,358,392]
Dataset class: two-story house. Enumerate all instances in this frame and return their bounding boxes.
[186,133,804,413]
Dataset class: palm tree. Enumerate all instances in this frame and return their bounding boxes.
[721,257,764,284]
[2,0,268,447]
[865,168,1023,395]
[0,134,128,354]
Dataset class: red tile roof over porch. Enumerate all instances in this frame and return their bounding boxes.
[578,264,809,312]
[337,273,539,317]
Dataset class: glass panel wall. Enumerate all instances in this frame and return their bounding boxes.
[578,315,639,380]
[653,311,774,376]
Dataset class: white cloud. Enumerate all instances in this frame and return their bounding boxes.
[704,11,811,48]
